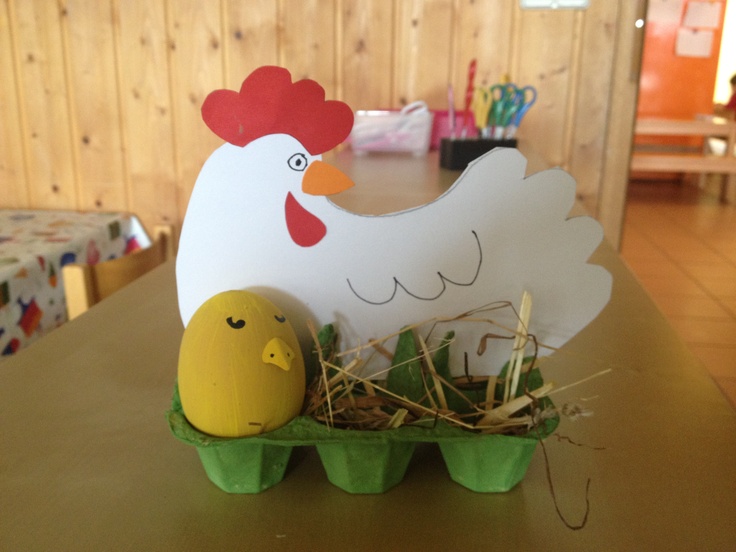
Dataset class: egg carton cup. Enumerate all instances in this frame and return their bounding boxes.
[167,385,558,495]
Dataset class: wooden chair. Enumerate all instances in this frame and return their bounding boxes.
[63,225,174,320]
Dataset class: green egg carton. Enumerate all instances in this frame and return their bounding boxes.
[167,387,558,495]
[166,325,559,494]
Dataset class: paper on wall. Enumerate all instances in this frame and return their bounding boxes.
[682,1,722,29]
[675,27,714,57]
[648,0,685,25]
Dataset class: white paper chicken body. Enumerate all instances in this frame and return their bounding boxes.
[177,66,612,377]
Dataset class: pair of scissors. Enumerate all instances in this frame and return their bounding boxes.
[473,82,538,139]
[504,85,537,139]
[488,84,521,139]
[471,87,493,134]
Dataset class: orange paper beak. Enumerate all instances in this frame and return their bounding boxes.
[302,160,355,196]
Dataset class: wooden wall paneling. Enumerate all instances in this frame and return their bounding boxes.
[0,0,639,245]
[279,0,337,96]
[507,1,522,87]
[394,0,454,108]
[114,1,179,233]
[165,0,225,221]
[340,0,394,110]
[452,0,514,91]
[567,1,619,213]
[13,0,76,210]
[223,0,279,90]
[560,11,583,173]
[0,0,29,208]
[513,9,576,167]
[597,0,644,249]
[62,0,126,212]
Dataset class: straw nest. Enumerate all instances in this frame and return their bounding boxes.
[303,292,564,436]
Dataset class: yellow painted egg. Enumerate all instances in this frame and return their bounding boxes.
[178,290,306,437]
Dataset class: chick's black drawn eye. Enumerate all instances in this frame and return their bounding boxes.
[274,314,286,323]
[287,153,308,172]
[227,317,246,329]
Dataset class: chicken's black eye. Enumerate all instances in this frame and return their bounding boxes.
[275,314,286,323]
[288,153,308,172]
[227,317,246,329]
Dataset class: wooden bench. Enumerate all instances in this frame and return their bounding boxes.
[631,117,736,203]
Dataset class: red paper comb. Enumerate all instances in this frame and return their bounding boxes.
[201,66,354,155]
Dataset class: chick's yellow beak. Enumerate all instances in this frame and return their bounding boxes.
[262,337,296,371]
[302,160,354,196]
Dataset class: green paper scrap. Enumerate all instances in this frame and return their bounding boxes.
[385,327,425,404]
[308,322,340,386]
[429,330,475,414]
[430,331,453,382]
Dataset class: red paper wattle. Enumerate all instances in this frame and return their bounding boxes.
[201,66,354,155]
[284,192,326,247]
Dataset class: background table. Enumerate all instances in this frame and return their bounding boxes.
[1,153,735,550]
[631,116,736,203]
[0,209,149,357]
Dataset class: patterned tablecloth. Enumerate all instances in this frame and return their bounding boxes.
[0,209,150,358]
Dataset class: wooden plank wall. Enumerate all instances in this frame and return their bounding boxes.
[0,0,630,243]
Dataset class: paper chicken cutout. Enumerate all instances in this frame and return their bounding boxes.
[176,66,612,376]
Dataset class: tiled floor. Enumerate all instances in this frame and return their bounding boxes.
[620,177,736,408]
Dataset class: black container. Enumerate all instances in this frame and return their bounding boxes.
[440,138,517,170]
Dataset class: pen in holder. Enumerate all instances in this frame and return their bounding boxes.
[439,79,536,170]
[431,110,477,149]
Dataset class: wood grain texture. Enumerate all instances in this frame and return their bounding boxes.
[597,0,643,249]
[62,0,127,211]
[453,0,514,90]
[279,0,337,96]
[165,0,224,219]
[0,0,29,207]
[223,0,279,89]
[13,0,76,209]
[340,0,394,109]
[0,0,640,246]
[394,0,453,107]
[567,1,618,207]
[514,9,576,167]
[114,0,178,228]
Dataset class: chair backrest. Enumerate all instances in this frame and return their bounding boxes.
[63,225,173,320]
